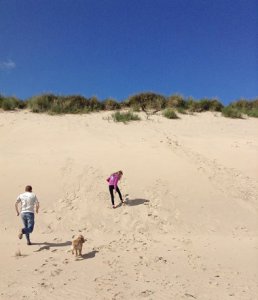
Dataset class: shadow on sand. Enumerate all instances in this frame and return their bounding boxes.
[115,198,150,208]
[33,241,72,251]
[81,250,99,260]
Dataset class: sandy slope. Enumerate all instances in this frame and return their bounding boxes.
[0,110,257,300]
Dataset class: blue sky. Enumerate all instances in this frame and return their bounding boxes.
[0,0,257,104]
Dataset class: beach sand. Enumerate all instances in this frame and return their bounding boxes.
[0,110,257,299]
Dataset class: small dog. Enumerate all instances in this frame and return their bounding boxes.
[71,235,85,256]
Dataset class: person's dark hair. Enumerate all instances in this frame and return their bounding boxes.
[25,185,32,192]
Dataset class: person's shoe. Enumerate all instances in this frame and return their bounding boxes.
[27,240,32,245]
[18,229,23,240]
[112,205,116,209]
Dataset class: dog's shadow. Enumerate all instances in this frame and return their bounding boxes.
[33,241,72,251]
[77,250,99,260]
[124,198,150,207]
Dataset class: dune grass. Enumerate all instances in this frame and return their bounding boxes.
[27,94,105,114]
[162,108,179,119]
[111,111,141,123]
[176,107,187,114]
[1,93,258,120]
[224,99,258,118]
[0,96,25,110]
[221,107,243,119]
[246,108,258,118]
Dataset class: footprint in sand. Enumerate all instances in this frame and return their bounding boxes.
[38,280,55,291]
[140,290,154,297]
[63,258,69,264]
[41,224,54,234]
[50,268,63,277]
[154,256,167,264]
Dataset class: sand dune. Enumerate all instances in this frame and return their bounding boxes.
[0,110,257,299]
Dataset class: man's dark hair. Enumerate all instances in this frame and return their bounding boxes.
[25,185,32,192]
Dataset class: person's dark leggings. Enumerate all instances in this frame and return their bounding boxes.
[109,185,123,205]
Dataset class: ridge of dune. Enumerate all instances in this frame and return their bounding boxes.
[0,110,257,300]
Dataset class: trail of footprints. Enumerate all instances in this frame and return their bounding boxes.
[91,235,191,298]
[14,150,258,298]
[163,133,258,208]
[10,231,254,299]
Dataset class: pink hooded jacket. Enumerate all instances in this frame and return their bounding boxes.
[106,173,120,189]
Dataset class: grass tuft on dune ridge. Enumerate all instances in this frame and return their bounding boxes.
[111,111,141,123]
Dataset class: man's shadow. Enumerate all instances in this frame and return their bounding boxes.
[116,198,150,208]
[33,241,72,251]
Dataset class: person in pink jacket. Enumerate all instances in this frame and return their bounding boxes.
[106,170,124,208]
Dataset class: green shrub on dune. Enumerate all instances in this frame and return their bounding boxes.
[89,96,104,111]
[17,100,27,109]
[111,111,140,123]
[0,94,4,107]
[221,99,258,118]
[1,92,257,119]
[55,95,90,114]
[0,96,23,110]
[27,94,103,114]
[201,99,223,111]
[28,94,56,113]
[187,98,223,112]
[162,108,179,119]
[128,92,166,116]
[103,98,120,110]
[176,107,187,114]
[246,108,258,118]
[167,94,187,109]
[230,99,254,110]
[186,98,200,112]
[229,99,258,118]
[222,107,243,118]
[2,98,17,110]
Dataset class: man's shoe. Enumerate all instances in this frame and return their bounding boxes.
[18,229,23,240]
[27,240,32,245]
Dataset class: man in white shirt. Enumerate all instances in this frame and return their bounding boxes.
[15,185,40,245]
